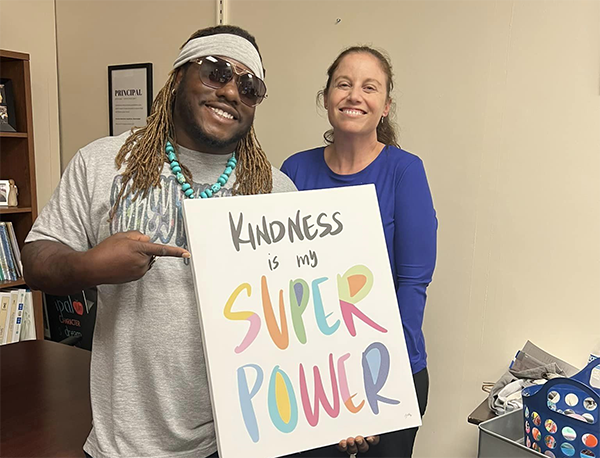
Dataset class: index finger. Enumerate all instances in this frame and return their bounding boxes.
[139,242,190,258]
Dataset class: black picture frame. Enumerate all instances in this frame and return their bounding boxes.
[108,63,153,136]
[0,78,17,132]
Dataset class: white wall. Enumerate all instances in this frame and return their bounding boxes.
[233,1,600,456]
[55,0,215,168]
[0,0,61,210]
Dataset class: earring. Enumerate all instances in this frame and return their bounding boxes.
[380,116,385,124]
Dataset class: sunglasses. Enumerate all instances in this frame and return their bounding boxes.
[191,56,267,107]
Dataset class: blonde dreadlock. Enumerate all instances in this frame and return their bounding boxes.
[109,27,273,222]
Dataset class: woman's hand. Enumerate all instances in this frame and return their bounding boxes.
[336,435,380,455]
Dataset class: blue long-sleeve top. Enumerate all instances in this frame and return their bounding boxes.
[281,146,437,374]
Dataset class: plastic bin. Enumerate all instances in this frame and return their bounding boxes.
[478,410,544,458]
[521,359,600,457]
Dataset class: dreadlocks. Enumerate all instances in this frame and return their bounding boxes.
[109,25,273,221]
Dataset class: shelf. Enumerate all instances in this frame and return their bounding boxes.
[0,132,28,138]
[0,278,26,289]
[0,50,29,61]
[0,48,40,338]
[0,207,32,215]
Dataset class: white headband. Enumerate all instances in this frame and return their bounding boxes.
[173,34,264,80]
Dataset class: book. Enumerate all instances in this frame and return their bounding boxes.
[10,289,26,343]
[6,222,22,277]
[4,290,18,344]
[44,288,97,350]
[43,292,51,339]
[0,292,10,343]
[0,224,18,281]
[19,291,36,341]
[0,232,9,281]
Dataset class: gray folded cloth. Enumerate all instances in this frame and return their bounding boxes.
[488,351,566,415]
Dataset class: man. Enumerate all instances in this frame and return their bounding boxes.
[22,25,296,458]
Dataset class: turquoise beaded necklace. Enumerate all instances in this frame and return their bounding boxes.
[165,140,237,199]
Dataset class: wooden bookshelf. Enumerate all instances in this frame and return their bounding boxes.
[0,132,27,138]
[0,278,27,289]
[0,49,43,339]
[0,207,33,215]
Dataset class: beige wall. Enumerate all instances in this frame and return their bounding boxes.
[55,0,215,168]
[0,0,61,210]
[53,1,600,457]
[234,1,600,456]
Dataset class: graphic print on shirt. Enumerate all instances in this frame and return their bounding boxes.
[109,174,232,248]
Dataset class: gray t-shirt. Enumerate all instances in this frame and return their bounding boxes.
[26,133,297,458]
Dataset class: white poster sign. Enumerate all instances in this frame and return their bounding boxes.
[108,63,152,136]
[183,185,420,458]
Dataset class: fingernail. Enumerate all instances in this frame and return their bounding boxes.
[183,252,191,259]
[367,437,374,443]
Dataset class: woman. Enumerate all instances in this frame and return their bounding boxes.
[281,47,437,458]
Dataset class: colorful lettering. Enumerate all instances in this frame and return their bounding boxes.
[289,279,309,344]
[268,366,299,433]
[312,277,340,335]
[224,283,261,353]
[337,266,387,336]
[237,364,264,442]
[362,342,399,414]
[337,353,365,413]
[261,276,289,349]
[299,354,340,426]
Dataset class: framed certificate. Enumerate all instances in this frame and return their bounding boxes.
[108,63,153,136]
